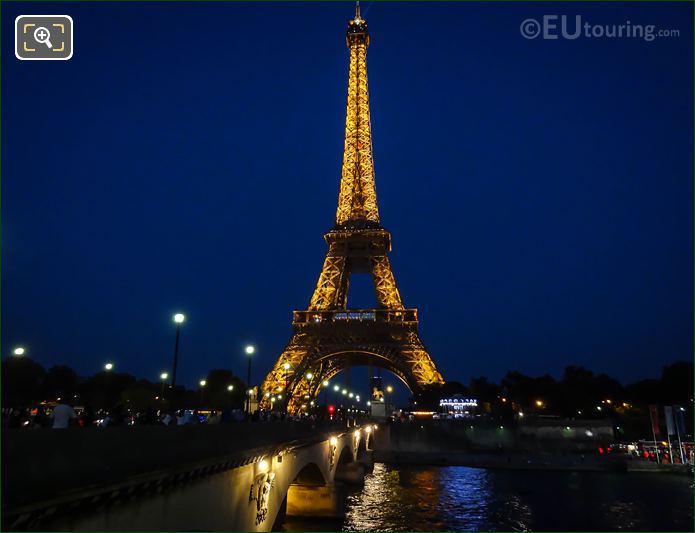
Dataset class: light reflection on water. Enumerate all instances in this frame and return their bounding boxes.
[282,463,693,532]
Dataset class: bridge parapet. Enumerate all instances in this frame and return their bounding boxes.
[2,422,379,532]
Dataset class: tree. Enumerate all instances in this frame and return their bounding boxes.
[2,357,45,406]
[42,365,78,401]
[85,371,136,410]
[660,361,693,404]
[201,369,246,410]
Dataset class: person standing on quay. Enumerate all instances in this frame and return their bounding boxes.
[50,399,77,429]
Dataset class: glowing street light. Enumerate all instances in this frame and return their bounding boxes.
[386,385,393,394]
[322,380,330,387]
[342,389,348,395]
[199,379,207,387]
[535,399,544,408]
[159,372,169,397]
[171,313,185,387]
[13,347,25,356]
[245,345,256,414]
[283,362,291,370]
[333,384,340,392]
[306,372,314,380]
[104,362,114,371]
[227,384,234,392]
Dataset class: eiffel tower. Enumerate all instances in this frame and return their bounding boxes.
[261,4,444,413]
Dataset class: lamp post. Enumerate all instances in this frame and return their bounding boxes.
[283,363,291,412]
[160,372,169,398]
[199,379,206,406]
[305,372,314,408]
[171,313,185,388]
[245,345,255,414]
[227,384,234,409]
[322,380,329,407]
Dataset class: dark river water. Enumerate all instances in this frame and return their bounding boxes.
[282,463,693,531]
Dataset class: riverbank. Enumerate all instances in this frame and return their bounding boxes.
[373,450,692,474]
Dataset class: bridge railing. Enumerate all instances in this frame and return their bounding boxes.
[2,421,344,514]
[293,308,418,325]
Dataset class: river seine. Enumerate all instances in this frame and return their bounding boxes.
[282,463,693,531]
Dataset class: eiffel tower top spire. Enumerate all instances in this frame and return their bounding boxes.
[335,4,380,228]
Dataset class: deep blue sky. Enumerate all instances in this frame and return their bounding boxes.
[2,2,693,394]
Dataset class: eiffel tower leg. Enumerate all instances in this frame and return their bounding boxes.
[260,335,311,411]
[371,256,404,310]
[401,332,444,386]
[308,247,349,310]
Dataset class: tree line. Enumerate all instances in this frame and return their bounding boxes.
[2,357,248,412]
[417,360,693,418]
[2,356,692,419]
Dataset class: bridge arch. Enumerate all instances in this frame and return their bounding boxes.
[316,351,416,392]
[291,462,327,486]
[277,350,417,412]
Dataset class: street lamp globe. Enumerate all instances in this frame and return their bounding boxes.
[227,384,234,392]
[322,380,330,387]
[386,385,393,393]
[104,363,114,371]
[13,347,25,356]
[342,389,347,395]
[306,372,314,380]
[160,372,169,381]
[245,345,255,355]
[173,313,185,324]
[333,385,340,392]
[199,380,207,387]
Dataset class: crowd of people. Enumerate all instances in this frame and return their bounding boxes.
[2,398,361,430]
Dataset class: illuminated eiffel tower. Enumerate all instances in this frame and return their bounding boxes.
[261,4,444,413]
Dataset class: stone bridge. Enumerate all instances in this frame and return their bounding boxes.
[2,422,380,531]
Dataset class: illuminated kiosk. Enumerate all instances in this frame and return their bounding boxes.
[439,396,478,418]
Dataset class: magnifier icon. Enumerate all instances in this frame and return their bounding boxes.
[33,26,53,49]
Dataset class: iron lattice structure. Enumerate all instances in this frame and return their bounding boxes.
[261,7,444,413]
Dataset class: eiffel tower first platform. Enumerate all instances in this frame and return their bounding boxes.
[261,5,444,413]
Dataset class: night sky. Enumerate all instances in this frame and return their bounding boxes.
[2,2,693,394]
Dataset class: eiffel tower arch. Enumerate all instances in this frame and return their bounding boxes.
[261,5,444,413]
